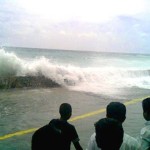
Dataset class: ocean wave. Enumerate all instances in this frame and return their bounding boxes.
[0,49,150,91]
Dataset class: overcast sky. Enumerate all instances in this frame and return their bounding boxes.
[0,0,150,53]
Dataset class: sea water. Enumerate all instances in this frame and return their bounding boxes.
[0,47,150,149]
[1,47,150,93]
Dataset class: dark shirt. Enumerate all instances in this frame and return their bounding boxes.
[50,119,80,150]
[31,123,62,150]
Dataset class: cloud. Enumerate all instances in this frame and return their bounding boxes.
[0,0,150,53]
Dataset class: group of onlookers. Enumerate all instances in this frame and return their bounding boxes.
[31,97,150,150]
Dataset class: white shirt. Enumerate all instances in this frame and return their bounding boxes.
[87,132,140,150]
[137,121,150,150]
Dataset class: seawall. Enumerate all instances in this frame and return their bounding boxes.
[0,76,60,89]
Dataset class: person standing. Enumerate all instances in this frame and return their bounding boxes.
[138,97,150,150]
[31,103,83,150]
[95,118,124,150]
[87,102,140,150]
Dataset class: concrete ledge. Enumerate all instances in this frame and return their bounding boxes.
[0,76,60,89]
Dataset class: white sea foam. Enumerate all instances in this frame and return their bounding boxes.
[0,49,150,93]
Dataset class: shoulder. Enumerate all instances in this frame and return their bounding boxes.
[33,125,49,135]
[140,125,150,142]
[141,123,150,135]
[87,132,99,150]
[121,133,140,149]
[33,123,61,137]
[64,121,76,130]
[124,133,139,143]
[90,132,96,140]
[32,123,62,150]
[49,119,60,125]
[32,124,51,144]
[89,132,97,145]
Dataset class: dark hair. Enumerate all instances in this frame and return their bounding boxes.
[59,103,72,119]
[95,118,123,150]
[142,97,150,113]
[106,102,126,123]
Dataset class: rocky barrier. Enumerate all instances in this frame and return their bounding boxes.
[0,76,60,89]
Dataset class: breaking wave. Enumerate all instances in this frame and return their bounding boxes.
[0,49,150,93]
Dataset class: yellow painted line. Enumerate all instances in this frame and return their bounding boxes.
[69,108,106,122]
[0,128,38,140]
[0,96,149,140]
[124,97,147,106]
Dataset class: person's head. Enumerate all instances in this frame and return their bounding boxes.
[142,97,150,121]
[106,102,126,123]
[59,103,72,120]
[95,118,123,150]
